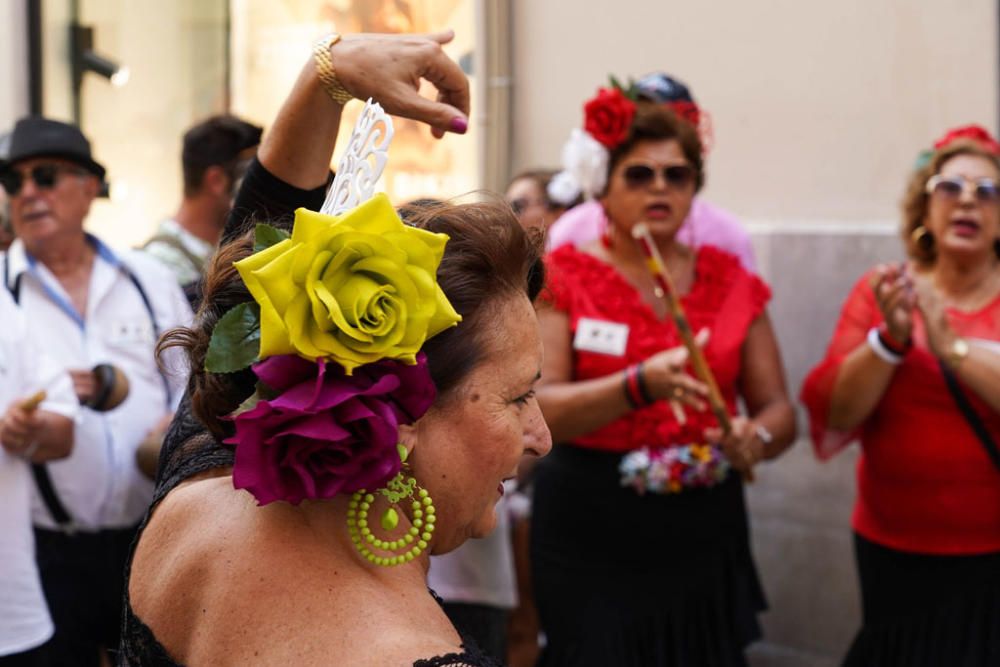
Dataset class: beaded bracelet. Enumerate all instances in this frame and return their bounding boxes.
[622,367,640,408]
[634,362,655,405]
[867,327,903,365]
[877,323,911,355]
[623,364,653,409]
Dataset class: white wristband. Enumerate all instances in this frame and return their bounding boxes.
[867,327,903,365]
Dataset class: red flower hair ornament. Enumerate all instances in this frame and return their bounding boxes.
[933,125,1000,155]
[548,86,638,206]
[583,87,637,150]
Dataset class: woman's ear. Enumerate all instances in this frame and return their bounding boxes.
[397,424,416,459]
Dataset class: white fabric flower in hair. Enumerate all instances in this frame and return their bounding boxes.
[550,128,609,202]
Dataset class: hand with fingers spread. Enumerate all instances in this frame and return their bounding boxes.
[639,328,710,412]
[868,262,916,346]
[705,416,763,474]
[329,31,470,137]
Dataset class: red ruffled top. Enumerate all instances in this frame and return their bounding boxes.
[801,270,1000,555]
[543,245,771,453]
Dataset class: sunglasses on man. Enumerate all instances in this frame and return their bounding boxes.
[621,163,697,190]
[0,163,89,197]
[925,174,1000,204]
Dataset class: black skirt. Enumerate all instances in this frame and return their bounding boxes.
[844,533,1000,667]
[530,444,766,667]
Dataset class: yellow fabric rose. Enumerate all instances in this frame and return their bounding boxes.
[235,193,461,373]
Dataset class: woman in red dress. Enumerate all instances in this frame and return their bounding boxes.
[531,88,796,666]
[801,127,1000,666]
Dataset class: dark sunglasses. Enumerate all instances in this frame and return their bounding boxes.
[925,174,1000,204]
[0,164,87,196]
[622,163,696,189]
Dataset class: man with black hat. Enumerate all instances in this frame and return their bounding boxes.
[142,114,262,305]
[0,116,192,666]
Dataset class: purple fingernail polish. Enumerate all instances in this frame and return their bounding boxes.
[449,117,468,134]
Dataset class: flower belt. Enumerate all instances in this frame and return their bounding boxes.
[618,443,730,495]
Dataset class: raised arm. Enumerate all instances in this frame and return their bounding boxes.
[826,265,912,430]
[223,31,470,242]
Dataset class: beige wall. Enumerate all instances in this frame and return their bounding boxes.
[0,1,29,132]
[510,0,998,225]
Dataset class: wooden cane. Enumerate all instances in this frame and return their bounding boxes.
[630,223,754,481]
[19,391,47,412]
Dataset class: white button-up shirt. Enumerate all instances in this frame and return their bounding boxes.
[3,235,193,531]
[0,287,77,655]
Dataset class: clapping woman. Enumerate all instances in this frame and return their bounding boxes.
[801,126,1000,666]
[532,85,796,666]
[118,32,551,666]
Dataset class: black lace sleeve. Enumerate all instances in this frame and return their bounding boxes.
[412,645,504,667]
[154,158,330,500]
[221,157,331,244]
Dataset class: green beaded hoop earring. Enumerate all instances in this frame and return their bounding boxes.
[347,445,436,567]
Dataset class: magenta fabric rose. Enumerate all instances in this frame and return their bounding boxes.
[227,352,436,505]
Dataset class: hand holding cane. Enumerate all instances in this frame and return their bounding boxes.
[19,391,47,412]
[1,391,48,459]
[630,223,754,481]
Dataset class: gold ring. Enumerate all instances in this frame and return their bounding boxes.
[672,387,684,399]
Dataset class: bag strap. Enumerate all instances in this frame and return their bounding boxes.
[5,254,76,530]
[938,359,1000,474]
[141,232,206,278]
[30,464,74,529]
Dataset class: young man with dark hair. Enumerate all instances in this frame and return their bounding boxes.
[143,115,262,302]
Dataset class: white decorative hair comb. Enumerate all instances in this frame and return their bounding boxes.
[321,99,395,216]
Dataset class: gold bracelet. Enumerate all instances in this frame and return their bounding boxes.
[313,34,354,106]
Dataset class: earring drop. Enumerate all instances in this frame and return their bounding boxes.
[347,445,436,567]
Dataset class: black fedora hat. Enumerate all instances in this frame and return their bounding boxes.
[0,116,106,181]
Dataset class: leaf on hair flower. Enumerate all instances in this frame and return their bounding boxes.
[253,223,291,253]
[205,302,261,373]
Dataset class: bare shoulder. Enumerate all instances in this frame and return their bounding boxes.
[129,475,465,666]
[128,474,251,656]
[129,473,301,663]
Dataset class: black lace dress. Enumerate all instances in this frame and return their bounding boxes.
[116,161,503,667]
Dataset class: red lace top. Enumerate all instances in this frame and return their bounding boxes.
[801,270,1000,555]
[543,245,771,453]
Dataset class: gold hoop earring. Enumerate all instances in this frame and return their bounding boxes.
[911,225,934,252]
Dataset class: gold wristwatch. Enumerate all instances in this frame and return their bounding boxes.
[946,337,970,369]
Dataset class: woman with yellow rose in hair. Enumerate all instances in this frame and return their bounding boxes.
[118,32,552,666]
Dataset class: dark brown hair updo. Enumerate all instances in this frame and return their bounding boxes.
[606,101,705,192]
[901,140,1000,265]
[160,201,544,438]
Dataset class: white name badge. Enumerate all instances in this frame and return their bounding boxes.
[573,318,629,357]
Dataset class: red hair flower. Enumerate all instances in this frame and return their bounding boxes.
[584,88,637,149]
[933,125,1000,155]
